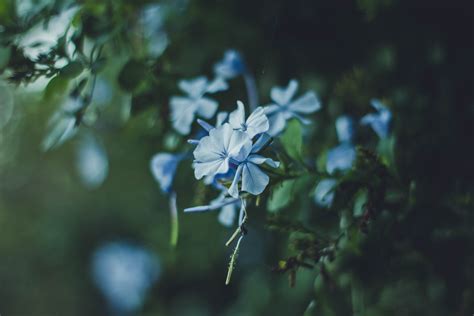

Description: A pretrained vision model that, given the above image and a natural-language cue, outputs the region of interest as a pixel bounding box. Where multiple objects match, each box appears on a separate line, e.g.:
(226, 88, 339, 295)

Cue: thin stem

(169, 192, 179, 248)
(225, 198, 248, 247)
(225, 235, 244, 285)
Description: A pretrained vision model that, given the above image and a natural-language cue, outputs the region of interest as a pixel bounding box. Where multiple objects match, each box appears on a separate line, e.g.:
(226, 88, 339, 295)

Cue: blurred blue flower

(150, 153, 184, 193)
(326, 116, 356, 174)
(335, 115, 355, 143)
(170, 76, 228, 135)
(314, 179, 337, 207)
(229, 101, 269, 138)
(193, 123, 252, 180)
(76, 134, 109, 189)
(326, 143, 356, 174)
(91, 242, 160, 314)
(139, 4, 168, 57)
(361, 99, 392, 139)
(264, 79, 321, 135)
(214, 50, 246, 79)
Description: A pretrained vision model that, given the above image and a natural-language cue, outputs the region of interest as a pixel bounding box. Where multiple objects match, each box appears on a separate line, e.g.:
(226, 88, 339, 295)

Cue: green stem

(169, 192, 179, 248)
(225, 235, 244, 285)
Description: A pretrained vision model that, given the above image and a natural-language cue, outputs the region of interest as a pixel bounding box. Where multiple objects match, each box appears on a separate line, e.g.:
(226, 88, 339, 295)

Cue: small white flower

(264, 79, 321, 135)
(170, 76, 228, 135)
(229, 101, 269, 138)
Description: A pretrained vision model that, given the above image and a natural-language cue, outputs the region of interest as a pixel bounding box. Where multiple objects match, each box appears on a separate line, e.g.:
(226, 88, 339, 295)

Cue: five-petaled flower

(264, 79, 321, 136)
(170, 76, 228, 135)
(192, 103, 279, 198)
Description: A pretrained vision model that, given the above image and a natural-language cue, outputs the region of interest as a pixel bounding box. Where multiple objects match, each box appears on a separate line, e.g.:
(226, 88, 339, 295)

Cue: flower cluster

(149, 50, 395, 284)
(192, 101, 279, 199)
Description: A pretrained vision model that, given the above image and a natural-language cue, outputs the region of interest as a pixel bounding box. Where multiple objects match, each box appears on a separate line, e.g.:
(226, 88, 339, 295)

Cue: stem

(169, 192, 179, 248)
(225, 198, 248, 246)
(225, 235, 244, 285)
(243, 71, 258, 110)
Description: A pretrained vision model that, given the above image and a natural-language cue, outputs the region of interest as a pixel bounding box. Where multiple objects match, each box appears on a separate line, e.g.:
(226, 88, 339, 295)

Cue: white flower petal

(229, 101, 246, 129)
(228, 164, 244, 198)
(170, 96, 196, 135)
(206, 76, 228, 94)
(195, 97, 218, 119)
(150, 153, 182, 192)
(271, 79, 299, 105)
(288, 91, 321, 114)
(178, 77, 208, 98)
(218, 203, 237, 227)
(266, 111, 287, 136)
(248, 154, 280, 168)
(241, 162, 270, 196)
(245, 106, 269, 138)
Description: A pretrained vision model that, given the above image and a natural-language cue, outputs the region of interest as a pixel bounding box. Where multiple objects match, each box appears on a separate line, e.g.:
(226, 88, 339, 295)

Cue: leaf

(118, 59, 148, 92)
(60, 61, 84, 78)
(268, 179, 296, 212)
(44, 75, 69, 100)
(280, 119, 303, 161)
(0, 85, 14, 128)
(0, 46, 11, 71)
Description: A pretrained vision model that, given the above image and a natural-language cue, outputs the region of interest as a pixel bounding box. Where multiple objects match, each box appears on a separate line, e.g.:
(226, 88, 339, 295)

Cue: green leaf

(280, 119, 303, 161)
(118, 59, 148, 93)
(353, 190, 368, 217)
(268, 179, 296, 212)
(60, 61, 84, 78)
(0, 46, 11, 71)
(44, 75, 69, 100)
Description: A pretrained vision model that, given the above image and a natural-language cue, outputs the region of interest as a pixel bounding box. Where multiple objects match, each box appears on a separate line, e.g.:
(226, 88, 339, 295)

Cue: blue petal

(361, 99, 392, 139)
(91, 242, 160, 312)
(314, 179, 337, 207)
(241, 162, 270, 196)
(335, 116, 355, 143)
(76, 134, 109, 189)
(271, 80, 299, 105)
(214, 50, 246, 79)
(326, 143, 356, 174)
(150, 153, 183, 193)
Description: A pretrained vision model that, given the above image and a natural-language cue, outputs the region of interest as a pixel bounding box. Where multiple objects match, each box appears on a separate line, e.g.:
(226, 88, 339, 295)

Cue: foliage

(0, 0, 473, 315)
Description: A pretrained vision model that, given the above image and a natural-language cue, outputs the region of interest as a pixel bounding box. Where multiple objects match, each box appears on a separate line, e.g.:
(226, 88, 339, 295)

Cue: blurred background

(0, 0, 473, 315)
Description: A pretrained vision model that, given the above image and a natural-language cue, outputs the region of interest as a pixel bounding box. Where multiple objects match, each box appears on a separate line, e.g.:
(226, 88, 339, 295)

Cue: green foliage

(280, 119, 303, 161)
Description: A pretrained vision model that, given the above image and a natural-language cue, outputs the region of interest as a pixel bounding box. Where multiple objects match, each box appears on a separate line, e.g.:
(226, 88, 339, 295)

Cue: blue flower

(335, 115, 355, 143)
(229, 101, 269, 138)
(326, 143, 356, 174)
(314, 179, 337, 207)
(264, 79, 321, 135)
(150, 153, 184, 193)
(170, 76, 228, 135)
(76, 134, 109, 189)
(193, 123, 252, 180)
(326, 116, 356, 174)
(214, 50, 246, 79)
(91, 242, 160, 313)
(192, 117, 278, 198)
(361, 99, 392, 139)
